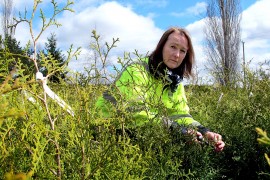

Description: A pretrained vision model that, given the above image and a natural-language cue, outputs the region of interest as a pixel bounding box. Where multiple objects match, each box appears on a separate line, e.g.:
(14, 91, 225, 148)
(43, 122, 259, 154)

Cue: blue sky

(9, 0, 270, 83)
(120, 0, 256, 28)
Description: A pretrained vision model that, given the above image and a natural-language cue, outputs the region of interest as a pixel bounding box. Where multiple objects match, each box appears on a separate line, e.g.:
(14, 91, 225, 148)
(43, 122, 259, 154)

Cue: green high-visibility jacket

(95, 58, 202, 128)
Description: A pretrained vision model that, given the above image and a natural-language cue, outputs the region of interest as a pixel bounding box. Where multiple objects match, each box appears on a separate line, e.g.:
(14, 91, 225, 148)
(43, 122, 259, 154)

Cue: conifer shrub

(0, 1, 270, 179)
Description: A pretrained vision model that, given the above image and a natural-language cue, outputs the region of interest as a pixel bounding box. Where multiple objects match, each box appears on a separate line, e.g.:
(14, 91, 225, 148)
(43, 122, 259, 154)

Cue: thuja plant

(0, 3, 151, 179)
(256, 128, 270, 166)
(86, 30, 223, 179)
(4, 1, 267, 179)
(0, 0, 80, 179)
(69, 31, 153, 179)
(186, 64, 270, 179)
(256, 128, 270, 177)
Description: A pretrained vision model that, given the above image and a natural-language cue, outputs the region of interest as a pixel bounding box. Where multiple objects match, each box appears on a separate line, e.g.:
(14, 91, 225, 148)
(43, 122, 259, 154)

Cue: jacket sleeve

(95, 62, 153, 126)
(163, 83, 210, 134)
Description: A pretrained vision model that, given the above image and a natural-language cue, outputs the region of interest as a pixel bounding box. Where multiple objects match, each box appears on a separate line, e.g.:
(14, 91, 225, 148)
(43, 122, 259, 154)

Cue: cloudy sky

(8, 0, 270, 82)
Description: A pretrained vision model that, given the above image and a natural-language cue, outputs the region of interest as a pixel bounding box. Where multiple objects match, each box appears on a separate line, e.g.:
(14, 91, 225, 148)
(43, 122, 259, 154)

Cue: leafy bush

(0, 1, 270, 179)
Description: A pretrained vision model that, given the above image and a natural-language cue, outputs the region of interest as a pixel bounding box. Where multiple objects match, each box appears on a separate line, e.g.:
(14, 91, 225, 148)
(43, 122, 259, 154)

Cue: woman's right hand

(204, 131, 225, 152)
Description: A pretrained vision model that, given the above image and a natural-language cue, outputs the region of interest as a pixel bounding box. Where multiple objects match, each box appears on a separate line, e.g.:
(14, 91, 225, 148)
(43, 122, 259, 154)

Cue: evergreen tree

(39, 33, 66, 83)
(0, 34, 33, 80)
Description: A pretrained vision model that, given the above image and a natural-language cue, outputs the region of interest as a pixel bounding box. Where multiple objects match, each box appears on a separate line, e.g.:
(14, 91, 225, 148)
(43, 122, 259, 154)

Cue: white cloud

(184, 0, 270, 81)
(57, 1, 163, 72)
(171, 2, 207, 17)
(134, 0, 168, 8)
(241, 0, 270, 39)
(9, 1, 162, 73)
(72, 0, 105, 12)
(13, 0, 32, 11)
(186, 2, 207, 16)
(186, 19, 206, 67)
(241, 0, 270, 69)
(5, 0, 270, 77)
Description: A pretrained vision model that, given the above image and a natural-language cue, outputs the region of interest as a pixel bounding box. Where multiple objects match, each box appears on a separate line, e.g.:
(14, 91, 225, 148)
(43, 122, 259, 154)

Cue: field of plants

(1, 1, 270, 179)
(1, 44, 270, 179)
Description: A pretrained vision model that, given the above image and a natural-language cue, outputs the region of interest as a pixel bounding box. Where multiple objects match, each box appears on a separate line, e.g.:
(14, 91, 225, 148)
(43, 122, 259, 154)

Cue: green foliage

(0, 35, 34, 79)
(186, 70, 270, 179)
(0, 0, 270, 179)
(256, 127, 270, 177)
(38, 33, 67, 83)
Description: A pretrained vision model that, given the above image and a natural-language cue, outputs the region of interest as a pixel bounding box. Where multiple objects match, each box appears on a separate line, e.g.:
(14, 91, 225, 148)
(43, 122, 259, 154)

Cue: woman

(96, 27, 225, 152)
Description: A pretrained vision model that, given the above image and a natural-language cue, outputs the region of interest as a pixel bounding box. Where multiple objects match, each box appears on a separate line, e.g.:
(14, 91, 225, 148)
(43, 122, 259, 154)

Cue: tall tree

(0, 34, 33, 75)
(0, 0, 35, 77)
(39, 33, 66, 83)
(1, 0, 15, 37)
(204, 0, 241, 86)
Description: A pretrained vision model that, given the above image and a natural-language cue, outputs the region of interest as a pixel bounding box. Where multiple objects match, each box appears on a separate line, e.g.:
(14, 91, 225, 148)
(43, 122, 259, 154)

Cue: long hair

(148, 27, 195, 79)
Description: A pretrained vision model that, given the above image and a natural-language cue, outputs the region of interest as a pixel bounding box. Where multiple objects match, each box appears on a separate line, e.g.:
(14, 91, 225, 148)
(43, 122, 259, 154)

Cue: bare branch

(204, 0, 241, 86)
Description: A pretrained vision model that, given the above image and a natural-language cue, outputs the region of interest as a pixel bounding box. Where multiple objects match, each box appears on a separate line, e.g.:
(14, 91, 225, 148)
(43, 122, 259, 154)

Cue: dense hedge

(1, 70, 270, 179)
(0, 1, 269, 178)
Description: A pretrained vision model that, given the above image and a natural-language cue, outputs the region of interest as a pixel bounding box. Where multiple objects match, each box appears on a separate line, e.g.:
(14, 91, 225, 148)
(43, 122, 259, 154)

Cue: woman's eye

(180, 49, 186, 53)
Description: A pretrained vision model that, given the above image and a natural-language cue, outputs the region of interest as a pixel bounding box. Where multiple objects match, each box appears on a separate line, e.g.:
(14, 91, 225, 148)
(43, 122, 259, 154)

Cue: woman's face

(162, 31, 188, 69)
